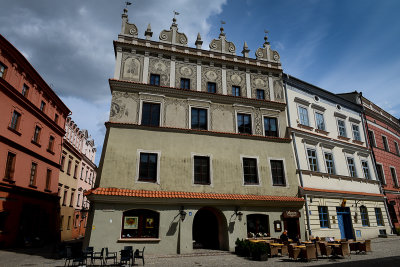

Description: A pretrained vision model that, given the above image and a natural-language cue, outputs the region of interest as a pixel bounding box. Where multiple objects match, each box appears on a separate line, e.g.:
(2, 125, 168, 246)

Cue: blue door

(336, 207, 354, 239)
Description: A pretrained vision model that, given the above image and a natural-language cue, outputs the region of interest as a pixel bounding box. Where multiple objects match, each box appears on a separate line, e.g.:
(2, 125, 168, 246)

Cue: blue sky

(1, 0, 399, 164)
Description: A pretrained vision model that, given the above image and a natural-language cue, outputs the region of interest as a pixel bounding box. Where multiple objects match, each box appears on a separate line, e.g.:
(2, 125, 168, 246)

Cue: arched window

(360, 206, 369, 227)
(246, 214, 269, 236)
(121, 209, 160, 238)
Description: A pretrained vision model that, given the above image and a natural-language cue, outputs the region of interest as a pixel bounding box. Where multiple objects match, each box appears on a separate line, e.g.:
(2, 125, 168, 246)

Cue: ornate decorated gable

(121, 8, 138, 37)
(159, 18, 188, 46)
(209, 27, 236, 55)
(255, 33, 280, 63)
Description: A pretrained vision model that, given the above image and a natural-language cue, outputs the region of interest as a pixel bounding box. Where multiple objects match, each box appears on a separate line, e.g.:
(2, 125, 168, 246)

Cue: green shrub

(396, 227, 400, 235)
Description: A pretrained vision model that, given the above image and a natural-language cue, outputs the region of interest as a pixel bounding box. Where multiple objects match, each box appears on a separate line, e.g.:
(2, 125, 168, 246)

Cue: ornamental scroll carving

(255, 46, 280, 63)
(226, 70, 246, 96)
(201, 66, 222, 93)
(209, 38, 236, 55)
(159, 25, 188, 46)
(251, 73, 270, 100)
(148, 57, 170, 86)
(175, 62, 196, 89)
(123, 21, 138, 37)
(121, 54, 143, 82)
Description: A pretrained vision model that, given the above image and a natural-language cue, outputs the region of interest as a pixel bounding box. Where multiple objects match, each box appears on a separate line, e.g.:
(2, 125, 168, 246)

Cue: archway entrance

(192, 207, 227, 250)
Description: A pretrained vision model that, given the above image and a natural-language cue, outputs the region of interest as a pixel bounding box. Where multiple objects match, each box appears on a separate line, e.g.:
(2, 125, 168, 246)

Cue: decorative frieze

(226, 70, 246, 97)
(148, 57, 171, 86)
(201, 66, 222, 94)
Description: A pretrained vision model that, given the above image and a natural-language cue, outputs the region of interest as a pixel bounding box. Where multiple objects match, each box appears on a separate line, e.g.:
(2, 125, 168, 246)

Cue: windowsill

(244, 183, 260, 186)
(272, 184, 287, 187)
(297, 124, 313, 131)
(28, 184, 37, 189)
(31, 140, 41, 147)
(352, 140, 364, 145)
(338, 136, 350, 141)
(3, 178, 15, 184)
(47, 149, 55, 155)
(8, 127, 21, 136)
(315, 129, 329, 135)
(137, 179, 157, 183)
(44, 189, 52, 193)
(194, 183, 211, 185)
(118, 238, 161, 242)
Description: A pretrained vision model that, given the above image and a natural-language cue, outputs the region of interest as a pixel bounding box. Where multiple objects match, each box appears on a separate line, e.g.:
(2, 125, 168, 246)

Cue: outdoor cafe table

(270, 243, 284, 247)
(301, 241, 313, 244)
(295, 245, 306, 249)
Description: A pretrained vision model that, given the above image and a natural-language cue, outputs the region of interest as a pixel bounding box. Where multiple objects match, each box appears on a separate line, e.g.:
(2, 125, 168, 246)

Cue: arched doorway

(192, 207, 228, 250)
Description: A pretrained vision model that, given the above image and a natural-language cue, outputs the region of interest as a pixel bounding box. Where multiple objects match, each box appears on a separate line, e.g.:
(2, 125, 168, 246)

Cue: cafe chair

(349, 242, 359, 254)
(92, 247, 105, 266)
(134, 247, 145, 265)
(83, 246, 94, 265)
(334, 242, 350, 258)
(104, 247, 118, 265)
(267, 243, 279, 257)
(120, 249, 133, 267)
(280, 244, 288, 256)
(301, 244, 317, 261)
(318, 242, 332, 258)
(288, 244, 301, 261)
(359, 240, 372, 253)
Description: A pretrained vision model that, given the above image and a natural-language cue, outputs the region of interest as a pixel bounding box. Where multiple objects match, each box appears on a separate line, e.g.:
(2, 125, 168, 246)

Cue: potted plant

(250, 242, 269, 261)
(242, 239, 251, 257)
(235, 238, 243, 255)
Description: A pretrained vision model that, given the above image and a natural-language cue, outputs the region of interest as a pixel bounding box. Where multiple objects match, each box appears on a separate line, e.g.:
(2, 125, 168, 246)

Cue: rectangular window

(390, 167, 398, 187)
(337, 119, 347, 137)
(40, 101, 46, 112)
(324, 152, 335, 174)
(10, 111, 21, 130)
(0, 62, 6, 78)
(307, 148, 318, 171)
(271, 160, 286, 186)
(256, 89, 265, 100)
(33, 126, 41, 143)
(139, 153, 158, 182)
(207, 82, 216, 93)
(48, 136, 55, 151)
(361, 160, 371, 179)
(73, 164, 78, 178)
(60, 155, 65, 171)
(395, 142, 400, 156)
(352, 124, 361, 141)
(375, 208, 384, 226)
(318, 206, 329, 228)
(180, 78, 190, 89)
(60, 215, 64, 230)
(194, 156, 210, 185)
(264, 117, 278, 137)
(77, 194, 81, 207)
(74, 214, 79, 228)
(22, 84, 29, 97)
(237, 113, 252, 134)
(45, 169, 52, 190)
(70, 192, 74, 207)
(376, 164, 385, 184)
(67, 216, 71, 230)
(62, 190, 67, 206)
(382, 136, 389, 151)
(29, 162, 37, 186)
(141, 102, 160, 126)
(243, 158, 258, 185)
(347, 157, 357, 177)
(298, 106, 309, 126)
(4, 152, 16, 180)
(150, 74, 160, 86)
(67, 159, 72, 175)
(232, 86, 240, 96)
(368, 130, 376, 147)
(360, 206, 369, 227)
(315, 112, 325, 131)
(191, 108, 207, 130)
(54, 114, 59, 124)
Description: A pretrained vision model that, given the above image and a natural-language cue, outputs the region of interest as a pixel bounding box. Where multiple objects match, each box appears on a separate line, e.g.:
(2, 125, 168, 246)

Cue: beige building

(284, 75, 391, 240)
(84, 9, 304, 254)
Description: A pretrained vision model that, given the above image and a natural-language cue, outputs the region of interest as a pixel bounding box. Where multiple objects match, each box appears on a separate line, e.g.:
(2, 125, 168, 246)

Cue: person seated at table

(280, 230, 288, 242)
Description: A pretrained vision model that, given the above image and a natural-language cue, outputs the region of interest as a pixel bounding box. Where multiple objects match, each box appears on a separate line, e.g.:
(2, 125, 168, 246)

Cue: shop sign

(282, 210, 300, 218)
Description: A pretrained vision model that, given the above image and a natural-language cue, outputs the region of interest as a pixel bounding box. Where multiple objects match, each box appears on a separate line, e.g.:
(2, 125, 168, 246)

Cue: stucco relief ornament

(231, 74, 242, 84)
(110, 100, 125, 119)
(209, 40, 218, 49)
(180, 66, 193, 76)
(273, 51, 280, 61)
(228, 44, 235, 53)
(205, 70, 217, 81)
(129, 27, 138, 35)
(254, 78, 265, 88)
(179, 35, 188, 44)
(154, 61, 167, 72)
(159, 31, 168, 41)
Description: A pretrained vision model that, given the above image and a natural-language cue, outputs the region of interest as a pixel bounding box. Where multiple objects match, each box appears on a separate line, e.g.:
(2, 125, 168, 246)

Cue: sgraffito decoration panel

(148, 57, 171, 86)
(273, 78, 285, 102)
(110, 91, 139, 123)
(250, 73, 270, 100)
(164, 97, 187, 128)
(210, 103, 235, 133)
(201, 66, 222, 93)
(175, 62, 197, 90)
(121, 54, 143, 82)
(226, 70, 246, 97)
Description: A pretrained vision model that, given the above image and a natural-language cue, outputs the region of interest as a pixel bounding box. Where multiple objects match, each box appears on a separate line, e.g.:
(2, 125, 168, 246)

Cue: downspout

(359, 93, 394, 233)
(283, 74, 312, 238)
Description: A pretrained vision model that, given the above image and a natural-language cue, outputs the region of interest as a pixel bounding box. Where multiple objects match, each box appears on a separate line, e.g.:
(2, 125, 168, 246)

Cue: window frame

(0, 62, 7, 78)
(318, 206, 330, 228)
(361, 160, 371, 179)
(347, 157, 357, 177)
(375, 208, 384, 226)
(40, 101, 46, 112)
(29, 162, 38, 186)
(367, 130, 376, 147)
(22, 84, 29, 97)
(256, 89, 265, 100)
(48, 135, 55, 152)
(192, 154, 212, 185)
(390, 167, 399, 187)
(139, 100, 162, 127)
(136, 150, 161, 184)
(337, 119, 347, 137)
(241, 156, 260, 186)
(297, 105, 310, 126)
(232, 86, 241, 97)
(263, 116, 279, 137)
(236, 112, 253, 135)
(45, 169, 52, 190)
(375, 163, 386, 184)
(395, 141, 400, 156)
(180, 78, 190, 89)
(150, 73, 161, 86)
(360, 206, 370, 227)
(352, 124, 361, 141)
(4, 151, 16, 180)
(382, 135, 389, 151)
(314, 111, 326, 131)
(32, 125, 41, 144)
(190, 106, 209, 130)
(121, 209, 160, 239)
(207, 82, 216, 93)
(10, 110, 21, 131)
(270, 159, 287, 186)
(306, 147, 319, 172)
(324, 152, 336, 174)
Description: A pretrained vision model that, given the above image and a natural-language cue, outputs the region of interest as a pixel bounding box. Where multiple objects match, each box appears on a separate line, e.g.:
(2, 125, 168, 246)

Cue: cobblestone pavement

(1, 237, 400, 267)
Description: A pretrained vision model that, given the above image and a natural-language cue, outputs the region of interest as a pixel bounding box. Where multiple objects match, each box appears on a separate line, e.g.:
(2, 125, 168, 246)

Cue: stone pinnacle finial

(195, 32, 203, 49)
(220, 20, 226, 36)
(242, 41, 250, 58)
(145, 23, 153, 40)
(264, 29, 270, 46)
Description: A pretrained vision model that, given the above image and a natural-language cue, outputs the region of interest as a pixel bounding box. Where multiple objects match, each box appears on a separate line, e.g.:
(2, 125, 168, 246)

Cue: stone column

(114, 47, 123, 79)
(246, 69, 251, 98)
(268, 74, 274, 101)
(222, 64, 227, 95)
(142, 52, 150, 84)
(196, 60, 201, 91)
(170, 56, 176, 87)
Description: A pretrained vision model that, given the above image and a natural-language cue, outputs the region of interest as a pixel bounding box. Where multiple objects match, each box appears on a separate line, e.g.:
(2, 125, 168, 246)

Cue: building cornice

(298, 169, 380, 185)
(109, 79, 287, 111)
(63, 140, 82, 160)
(105, 121, 292, 143)
(300, 187, 384, 201)
(365, 108, 400, 136)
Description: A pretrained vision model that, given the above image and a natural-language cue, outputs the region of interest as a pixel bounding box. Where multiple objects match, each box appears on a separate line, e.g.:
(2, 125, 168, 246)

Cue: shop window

(232, 86, 240, 96)
(194, 156, 210, 185)
(191, 108, 207, 130)
(264, 117, 278, 137)
(180, 78, 190, 89)
(246, 214, 269, 236)
(141, 102, 160, 126)
(237, 113, 252, 134)
(121, 209, 160, 238)
(360, 206, 369, 227)
(375, 208, 384, 226)
(4, 152, 16, 180)
(270, 160, 286, 186)
(207, 82, 216, 93)
(318, 206, 329, 228)
(243, 157, 258, 185)
(150, 74, 160, 86)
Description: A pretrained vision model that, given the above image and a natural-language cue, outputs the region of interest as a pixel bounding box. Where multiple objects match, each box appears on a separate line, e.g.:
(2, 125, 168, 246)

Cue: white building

(284, 75, 391, 240)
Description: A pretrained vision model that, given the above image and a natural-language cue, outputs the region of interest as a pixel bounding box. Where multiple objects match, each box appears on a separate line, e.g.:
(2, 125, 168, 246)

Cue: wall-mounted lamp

(234, 207, 243, 221)
(179, 206, 187, 221)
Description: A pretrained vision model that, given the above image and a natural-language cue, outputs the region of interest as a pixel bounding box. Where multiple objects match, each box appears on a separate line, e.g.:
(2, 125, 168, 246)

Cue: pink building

(0, 34, 70, 247)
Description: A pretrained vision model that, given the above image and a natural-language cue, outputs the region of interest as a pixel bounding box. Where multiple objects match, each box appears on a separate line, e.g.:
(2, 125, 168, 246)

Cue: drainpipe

(283, 75, 312, 239)
(358, 93, 394, 234)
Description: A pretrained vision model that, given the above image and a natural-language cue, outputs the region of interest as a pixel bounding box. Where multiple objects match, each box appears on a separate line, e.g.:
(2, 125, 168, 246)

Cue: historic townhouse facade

(339, 93, 400, 230)
(59, 117, 96, 241)
(85, 9, 304, 254)
(0, 34, 70, 247)
(284, 75, 391, 240)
